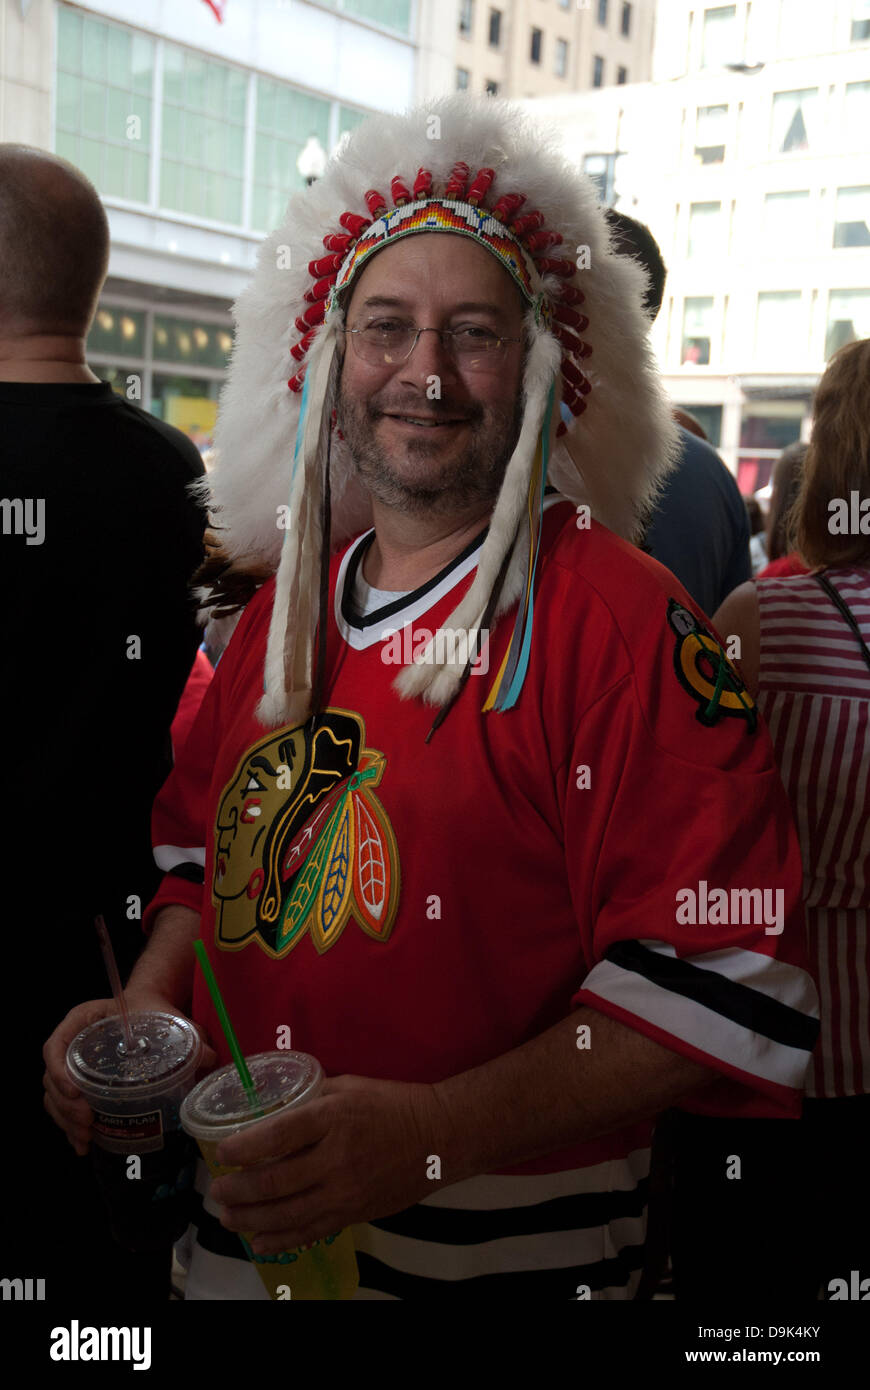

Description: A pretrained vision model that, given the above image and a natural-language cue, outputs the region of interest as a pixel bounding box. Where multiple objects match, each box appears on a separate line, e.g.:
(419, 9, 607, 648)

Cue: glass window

(338, 105, 366, 140)
(489, 7, 501, 46)
(151, 373, 221, 450)
(617, 66, 628, 84)
(584, 152, 617, 203)
(160, 47, 247, 226)
(558, 0, 571, 8)
(56, 71, 80, 129)
(621, 2, 632, 36)
(694, 104, 727, 163)
(107, 27, 132, 90)
(851, 0, 870, 40)
(844, 81, 870, 137)
(88, 306, 146, 358)
(82, 16, 108, 82)
(336, 0, 412, 33)
(674, 403, 722, 447)
(739, 401, 804, 452)
(755, 292, 803, 359)
(555, 39, 569, 78)
(251, 78, 330, 232)
(702, 5, 739, 67)
(762, 191, 810, 251)
(459, 0, 473, 36)
(153, 316, 233, 370)
(826, 289, 870, 357)
(681, 297, 714, 364)
(688, 202, 724, 258)
(770, 89, 818, 154)
(128, 149, 148, 203)
(55, 11, 154, 205)
(58, 6, 83, 67)
(598, 0, 608, 25)
(593, 55, 604, 87)
(733, 403, 800, 461)
(736, 399, 808, 495)
(530, 28, 543, 63)
(81, 80, 105, 138)
(456, 68, 470, 91)
(834, 186, 870, 247)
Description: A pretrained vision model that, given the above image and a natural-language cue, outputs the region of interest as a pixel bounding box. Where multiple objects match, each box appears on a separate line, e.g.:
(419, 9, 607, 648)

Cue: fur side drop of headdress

(195, 93, 679, 729)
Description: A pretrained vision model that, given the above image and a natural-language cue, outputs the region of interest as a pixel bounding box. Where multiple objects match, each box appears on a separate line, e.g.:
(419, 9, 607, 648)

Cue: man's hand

(43, 993, 217, 1157)
(210, 1074, 448, 1254)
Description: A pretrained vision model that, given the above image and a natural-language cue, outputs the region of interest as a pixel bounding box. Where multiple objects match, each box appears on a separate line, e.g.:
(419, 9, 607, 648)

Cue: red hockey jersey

(147, 499, 819, 1299)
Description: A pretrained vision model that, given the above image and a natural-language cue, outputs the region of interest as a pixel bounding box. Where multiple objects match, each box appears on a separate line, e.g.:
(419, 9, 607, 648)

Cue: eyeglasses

(345, 320, 524, 371)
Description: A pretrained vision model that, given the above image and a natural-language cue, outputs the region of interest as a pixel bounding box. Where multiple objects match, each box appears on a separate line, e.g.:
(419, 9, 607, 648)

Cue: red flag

(202, 0, 225, 20)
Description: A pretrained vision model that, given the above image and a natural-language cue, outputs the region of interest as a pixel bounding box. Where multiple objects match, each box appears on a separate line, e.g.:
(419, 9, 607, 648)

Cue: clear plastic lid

(66, 1012, 200, 1100)
(180, 1051, 323, 1139)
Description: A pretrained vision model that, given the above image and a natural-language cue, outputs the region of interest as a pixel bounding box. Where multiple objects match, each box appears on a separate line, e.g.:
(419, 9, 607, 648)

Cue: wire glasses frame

(345, 322, 525, 371)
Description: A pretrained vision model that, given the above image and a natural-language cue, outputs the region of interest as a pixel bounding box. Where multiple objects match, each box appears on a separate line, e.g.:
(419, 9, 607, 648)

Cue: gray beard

(336, 377, 524, 518)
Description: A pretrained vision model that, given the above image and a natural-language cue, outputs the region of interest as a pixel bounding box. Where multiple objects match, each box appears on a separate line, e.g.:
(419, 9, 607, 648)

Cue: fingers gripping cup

(180, 1052, 359, 1301)
(66, 1012, 203, 1251)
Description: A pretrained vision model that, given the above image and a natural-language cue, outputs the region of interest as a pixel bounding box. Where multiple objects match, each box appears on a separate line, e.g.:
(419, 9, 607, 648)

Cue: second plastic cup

(66, 1011, 203, 1251)
(180, 1050, 359, 1300)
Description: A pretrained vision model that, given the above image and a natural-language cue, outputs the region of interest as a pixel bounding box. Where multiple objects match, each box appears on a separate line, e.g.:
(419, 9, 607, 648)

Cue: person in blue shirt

(604, 209, 751, 616)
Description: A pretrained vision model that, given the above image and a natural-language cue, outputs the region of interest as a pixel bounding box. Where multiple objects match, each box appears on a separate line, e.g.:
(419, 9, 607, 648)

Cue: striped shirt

(755, 567, 870, 1098)
(181, 1141, 651, 1301)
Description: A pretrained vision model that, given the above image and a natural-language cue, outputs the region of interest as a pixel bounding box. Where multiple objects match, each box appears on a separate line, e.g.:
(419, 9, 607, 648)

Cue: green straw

(194, 940, 263, 1116)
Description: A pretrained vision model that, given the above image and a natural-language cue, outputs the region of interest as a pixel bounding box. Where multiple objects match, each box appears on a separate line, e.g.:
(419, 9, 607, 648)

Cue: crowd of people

(3, 92, 867, 1305)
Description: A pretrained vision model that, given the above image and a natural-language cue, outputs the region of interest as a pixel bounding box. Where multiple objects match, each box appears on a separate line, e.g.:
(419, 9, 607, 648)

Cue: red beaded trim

(466, 167, 494, 206)
(444, 161, 470, 197)
(413, 168, 433, 199)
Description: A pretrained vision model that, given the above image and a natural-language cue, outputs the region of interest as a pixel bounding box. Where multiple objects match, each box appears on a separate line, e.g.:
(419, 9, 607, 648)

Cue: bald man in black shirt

(0, 145, 206, 1301)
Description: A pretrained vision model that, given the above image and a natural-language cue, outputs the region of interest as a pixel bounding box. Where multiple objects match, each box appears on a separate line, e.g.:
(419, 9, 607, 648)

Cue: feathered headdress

(196, 94, 679, 730)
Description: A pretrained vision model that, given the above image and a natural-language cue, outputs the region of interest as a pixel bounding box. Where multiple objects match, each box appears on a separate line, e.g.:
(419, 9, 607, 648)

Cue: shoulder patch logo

(667, 599, 757, 733)
(213, 708, 400, 958)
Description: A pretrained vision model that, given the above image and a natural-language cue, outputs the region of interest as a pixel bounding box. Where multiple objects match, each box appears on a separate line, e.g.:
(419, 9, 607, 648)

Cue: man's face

(337, 233, 527, 515)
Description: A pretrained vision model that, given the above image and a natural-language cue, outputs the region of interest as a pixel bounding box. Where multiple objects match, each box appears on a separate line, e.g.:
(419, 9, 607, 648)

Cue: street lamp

(296, 135, 328, 186)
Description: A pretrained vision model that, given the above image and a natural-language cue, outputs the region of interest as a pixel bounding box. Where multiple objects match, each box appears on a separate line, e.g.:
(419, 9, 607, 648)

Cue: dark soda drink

(66, 1012, 202, 1253)
(90, 1126, 197, 1250)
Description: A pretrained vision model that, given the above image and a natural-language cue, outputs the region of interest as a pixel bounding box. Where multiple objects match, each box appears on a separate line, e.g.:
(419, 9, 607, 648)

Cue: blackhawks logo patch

(213, 708, 400, 958)
(667, 599, 757, 733)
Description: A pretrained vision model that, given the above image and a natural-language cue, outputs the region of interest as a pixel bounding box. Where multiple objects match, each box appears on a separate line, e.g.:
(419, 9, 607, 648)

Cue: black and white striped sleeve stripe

(578, 940, 819, 1092)
(154, 844, 206, 884)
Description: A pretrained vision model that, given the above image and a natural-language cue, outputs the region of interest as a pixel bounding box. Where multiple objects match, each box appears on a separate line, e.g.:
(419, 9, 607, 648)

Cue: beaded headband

(328, 199, 542, 313)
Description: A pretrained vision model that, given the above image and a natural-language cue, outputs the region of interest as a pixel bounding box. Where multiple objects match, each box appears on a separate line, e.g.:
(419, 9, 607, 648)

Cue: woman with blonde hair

(712, 336, 870, 1298)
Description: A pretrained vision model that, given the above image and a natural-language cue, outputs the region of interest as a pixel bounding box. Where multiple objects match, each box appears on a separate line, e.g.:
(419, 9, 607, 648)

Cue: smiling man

(44, 97, 819, 1301)
(338, 236, 525, 525)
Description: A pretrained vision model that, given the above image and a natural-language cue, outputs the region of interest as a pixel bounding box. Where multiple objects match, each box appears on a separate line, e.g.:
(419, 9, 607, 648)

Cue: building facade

(530, 0, 870, 491)
(0, 0, 452, 447)
(454, 0, 655, 100)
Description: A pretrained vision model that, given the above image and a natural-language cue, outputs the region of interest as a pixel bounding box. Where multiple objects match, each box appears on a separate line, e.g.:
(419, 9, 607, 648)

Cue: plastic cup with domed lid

(65, 1011, 203, 1250)
(180, 1050, 359, 1300)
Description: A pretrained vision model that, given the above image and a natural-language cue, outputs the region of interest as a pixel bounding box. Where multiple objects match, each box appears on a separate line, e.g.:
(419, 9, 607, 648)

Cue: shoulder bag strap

(813, 571, 870, 674)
